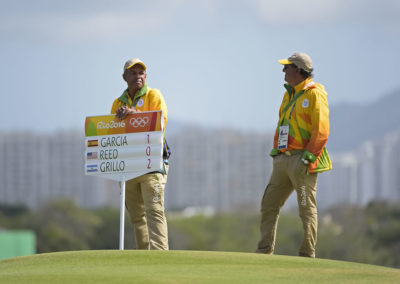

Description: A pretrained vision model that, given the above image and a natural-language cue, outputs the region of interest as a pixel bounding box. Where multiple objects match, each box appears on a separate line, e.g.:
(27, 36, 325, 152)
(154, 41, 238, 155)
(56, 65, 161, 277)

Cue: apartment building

(1, 128, 399, 212)
(0, 131, 118, 209)
(165, 127, 273, 212)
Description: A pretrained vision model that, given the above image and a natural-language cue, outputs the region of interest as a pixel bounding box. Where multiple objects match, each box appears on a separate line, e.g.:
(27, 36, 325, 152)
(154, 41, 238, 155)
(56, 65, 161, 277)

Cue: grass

(0, 250, 399, 283)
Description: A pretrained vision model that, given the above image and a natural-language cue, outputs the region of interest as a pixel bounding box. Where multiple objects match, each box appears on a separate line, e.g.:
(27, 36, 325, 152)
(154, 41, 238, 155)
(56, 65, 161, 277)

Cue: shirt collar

(285, 78, 315, 97)
(118, 83, 148, 106)
(294, 77, 314, 93)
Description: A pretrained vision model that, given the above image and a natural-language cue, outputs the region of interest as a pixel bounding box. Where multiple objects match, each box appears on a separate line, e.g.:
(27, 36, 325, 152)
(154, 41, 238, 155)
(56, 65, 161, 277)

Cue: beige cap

(123, 58, 146, 71)
(278, 52, 313, 72)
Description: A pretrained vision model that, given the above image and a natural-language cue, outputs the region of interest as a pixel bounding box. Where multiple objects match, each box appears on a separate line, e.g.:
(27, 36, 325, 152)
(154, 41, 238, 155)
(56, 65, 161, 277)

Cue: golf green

(0, 250, 399, 283)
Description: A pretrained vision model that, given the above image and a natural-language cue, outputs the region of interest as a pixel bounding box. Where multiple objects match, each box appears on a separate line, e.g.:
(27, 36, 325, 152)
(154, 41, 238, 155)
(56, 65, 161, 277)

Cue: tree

(31, 199, 101, 252)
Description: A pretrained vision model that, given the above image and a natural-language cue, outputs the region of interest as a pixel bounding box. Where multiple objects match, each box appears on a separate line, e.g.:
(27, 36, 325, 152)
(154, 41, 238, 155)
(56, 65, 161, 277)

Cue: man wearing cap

(256, 52, 331, 258)
(111, 58, 170, 250)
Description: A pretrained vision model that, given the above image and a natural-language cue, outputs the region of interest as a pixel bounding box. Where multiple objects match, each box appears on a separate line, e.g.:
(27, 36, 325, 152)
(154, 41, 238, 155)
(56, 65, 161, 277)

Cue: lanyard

(132, 96, 141, 108)
(123, 84, 147, 108)
(123, 93, 141, 108)
(280, 90, 305, 126)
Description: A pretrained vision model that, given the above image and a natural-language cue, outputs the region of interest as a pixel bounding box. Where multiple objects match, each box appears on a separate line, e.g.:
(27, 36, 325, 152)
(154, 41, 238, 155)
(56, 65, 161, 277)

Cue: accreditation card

(278, 125, 289, 150)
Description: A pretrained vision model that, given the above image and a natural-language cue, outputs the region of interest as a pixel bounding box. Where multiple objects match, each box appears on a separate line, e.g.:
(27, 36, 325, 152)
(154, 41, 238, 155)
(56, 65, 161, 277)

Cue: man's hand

(115, 106, 136, 120)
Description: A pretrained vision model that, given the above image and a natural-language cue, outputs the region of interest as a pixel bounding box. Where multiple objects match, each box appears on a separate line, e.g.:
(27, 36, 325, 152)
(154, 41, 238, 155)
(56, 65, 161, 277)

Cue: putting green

(0, 250, 399, 283)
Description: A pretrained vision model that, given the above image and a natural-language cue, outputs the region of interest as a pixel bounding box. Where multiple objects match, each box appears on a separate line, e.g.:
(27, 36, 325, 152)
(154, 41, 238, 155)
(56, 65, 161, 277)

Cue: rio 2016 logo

(97, 120, 125, 129)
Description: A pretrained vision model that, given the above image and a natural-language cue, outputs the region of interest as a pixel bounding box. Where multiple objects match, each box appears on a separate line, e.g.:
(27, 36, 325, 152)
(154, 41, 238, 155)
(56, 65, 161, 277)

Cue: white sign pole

(119, 179, 126, 250)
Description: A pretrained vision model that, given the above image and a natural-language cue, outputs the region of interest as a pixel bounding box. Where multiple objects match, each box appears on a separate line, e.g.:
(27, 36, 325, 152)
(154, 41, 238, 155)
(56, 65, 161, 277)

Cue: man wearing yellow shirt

(256, 52, 331, 258)
(111, 58, 170, 250)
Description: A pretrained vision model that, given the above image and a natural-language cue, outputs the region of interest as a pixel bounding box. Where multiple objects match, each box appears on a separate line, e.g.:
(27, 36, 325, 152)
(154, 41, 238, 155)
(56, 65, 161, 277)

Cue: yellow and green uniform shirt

(272, 78, 332, 173)
(111, 83, 168, 127)
(111, 83, 170, 160)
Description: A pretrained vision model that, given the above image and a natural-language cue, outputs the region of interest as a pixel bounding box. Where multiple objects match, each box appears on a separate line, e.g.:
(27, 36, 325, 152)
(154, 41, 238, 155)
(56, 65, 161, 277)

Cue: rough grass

(0, 250, 399, 283)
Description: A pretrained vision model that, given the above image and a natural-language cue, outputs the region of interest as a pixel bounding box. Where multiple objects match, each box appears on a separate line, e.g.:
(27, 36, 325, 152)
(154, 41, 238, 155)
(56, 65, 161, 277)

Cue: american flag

(87, 152, 98, 159)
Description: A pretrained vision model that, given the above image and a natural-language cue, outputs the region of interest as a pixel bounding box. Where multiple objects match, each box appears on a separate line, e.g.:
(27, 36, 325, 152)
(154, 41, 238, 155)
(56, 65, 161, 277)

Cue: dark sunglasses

(283, 64, 297, 70)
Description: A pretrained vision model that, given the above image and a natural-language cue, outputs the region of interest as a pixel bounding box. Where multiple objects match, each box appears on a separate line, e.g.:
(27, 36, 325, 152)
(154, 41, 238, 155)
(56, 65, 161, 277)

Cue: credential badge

(137, 99, 144, 107)
(302, 99, 309, 108)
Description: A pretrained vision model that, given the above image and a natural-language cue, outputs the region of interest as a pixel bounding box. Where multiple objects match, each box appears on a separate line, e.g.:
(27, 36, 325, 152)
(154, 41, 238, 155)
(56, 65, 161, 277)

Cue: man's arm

(111, 99, 138, 120)
(304, 89, 329, 161)
(148, 89, 168, 127)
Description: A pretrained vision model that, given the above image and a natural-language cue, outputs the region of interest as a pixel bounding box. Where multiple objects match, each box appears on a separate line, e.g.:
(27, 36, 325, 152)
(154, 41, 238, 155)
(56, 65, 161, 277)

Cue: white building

(1, 128, 399, 212)
(317, 153, 358, 208)
(165, 127, 273, 212)
(0, 131, 119, 209)
(356, 130, 400, 204)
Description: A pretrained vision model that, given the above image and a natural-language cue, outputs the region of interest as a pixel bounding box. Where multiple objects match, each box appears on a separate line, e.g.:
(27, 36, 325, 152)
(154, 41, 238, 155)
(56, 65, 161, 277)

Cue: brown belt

(280, 149, 303, 156)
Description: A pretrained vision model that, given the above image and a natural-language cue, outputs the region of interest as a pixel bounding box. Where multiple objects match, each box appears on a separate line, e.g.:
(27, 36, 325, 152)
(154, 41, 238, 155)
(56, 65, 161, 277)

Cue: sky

(1, 0, 399, 133)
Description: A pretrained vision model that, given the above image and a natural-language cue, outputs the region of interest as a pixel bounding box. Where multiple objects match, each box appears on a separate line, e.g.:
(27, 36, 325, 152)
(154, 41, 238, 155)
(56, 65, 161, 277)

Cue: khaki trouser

(257, 151, 318, 257)
(125, 168, 169, 250)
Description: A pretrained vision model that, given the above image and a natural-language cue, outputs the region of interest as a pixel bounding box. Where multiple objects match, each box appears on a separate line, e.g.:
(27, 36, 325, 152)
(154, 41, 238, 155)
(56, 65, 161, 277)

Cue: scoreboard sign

(84, 111, 164, 181)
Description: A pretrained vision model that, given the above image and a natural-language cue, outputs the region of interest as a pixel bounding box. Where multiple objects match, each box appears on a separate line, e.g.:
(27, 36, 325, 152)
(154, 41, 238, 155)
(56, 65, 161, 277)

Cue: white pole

(119, 180, 126, 250)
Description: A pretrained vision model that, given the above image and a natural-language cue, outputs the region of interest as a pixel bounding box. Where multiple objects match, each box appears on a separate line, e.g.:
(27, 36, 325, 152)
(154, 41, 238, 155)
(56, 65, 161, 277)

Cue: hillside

(166, 88, 400, 154)
(328, 88, 400, 152)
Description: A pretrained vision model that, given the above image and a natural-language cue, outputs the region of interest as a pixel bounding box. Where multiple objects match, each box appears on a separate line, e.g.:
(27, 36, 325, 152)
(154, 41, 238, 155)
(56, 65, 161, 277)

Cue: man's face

(123, 64, 147, 92)
(283, 64, 299, 86)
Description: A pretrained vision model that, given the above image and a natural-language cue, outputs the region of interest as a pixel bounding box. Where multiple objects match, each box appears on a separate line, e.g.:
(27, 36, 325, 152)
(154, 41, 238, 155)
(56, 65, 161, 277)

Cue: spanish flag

(87, 140, 98, 147)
